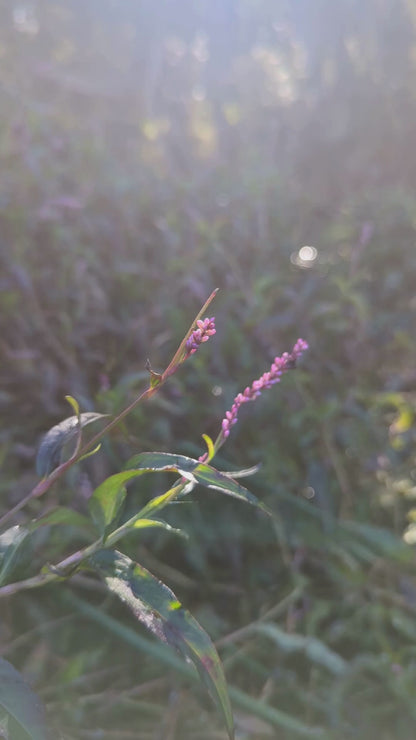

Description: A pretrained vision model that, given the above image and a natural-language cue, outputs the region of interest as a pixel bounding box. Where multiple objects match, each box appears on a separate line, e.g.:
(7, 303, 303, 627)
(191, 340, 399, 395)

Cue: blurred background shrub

(1, 1, 416, 738)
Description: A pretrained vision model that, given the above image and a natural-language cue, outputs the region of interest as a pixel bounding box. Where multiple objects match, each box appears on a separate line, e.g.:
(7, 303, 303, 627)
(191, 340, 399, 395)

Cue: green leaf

(89, 549, 234, 740)
(133, 484, 186, 521)
(36, 412, 108, 477)
(202, 433, 215, 462)
(225, 464, 261, 479)
(340, 520, 412, 562)
(78, 443, 102, 464)
(125, 452, 272, 516)
(0, 526, 29, 587)
(145, 359, 163, 388)
(0, 658, 49, 740)
(131, 519, 186, 538)
(64, 394, 80, 418)
(66, 591, 325, 738)
(88, 471, 143, 539)
(255, 624, 347, 676)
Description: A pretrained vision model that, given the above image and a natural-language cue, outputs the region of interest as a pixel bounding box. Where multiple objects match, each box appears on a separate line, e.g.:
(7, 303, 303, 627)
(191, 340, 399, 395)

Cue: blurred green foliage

(1, 1, 416, 738)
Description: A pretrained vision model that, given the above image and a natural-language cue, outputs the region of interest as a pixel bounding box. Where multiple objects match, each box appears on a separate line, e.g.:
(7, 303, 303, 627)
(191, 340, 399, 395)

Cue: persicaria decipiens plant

(0, 290, 308, 740)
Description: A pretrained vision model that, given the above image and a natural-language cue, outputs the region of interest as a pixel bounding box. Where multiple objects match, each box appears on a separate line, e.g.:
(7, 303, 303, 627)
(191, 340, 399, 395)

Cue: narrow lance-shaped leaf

(89, 454, 271, 543)
(88, 472, 141, 539)
(0, 658, 49, 740)
(36, 412, 108, 477)
(132, 484, 187, 522)
(201, 433, 215, 462)
(64, 394, 80, 418)
(88, 472, 187, 539)
(89, 549, 234, 740)
(131, 519, 186, 538)
(125, 452, 273, 517)
(0, 526, 29, 587)
(222, 464, 261, 479)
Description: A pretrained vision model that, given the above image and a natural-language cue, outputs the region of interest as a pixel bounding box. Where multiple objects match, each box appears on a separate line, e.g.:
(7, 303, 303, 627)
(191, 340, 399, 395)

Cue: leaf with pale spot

(89, 549, 234, 740)
(36, 412, 108, 477)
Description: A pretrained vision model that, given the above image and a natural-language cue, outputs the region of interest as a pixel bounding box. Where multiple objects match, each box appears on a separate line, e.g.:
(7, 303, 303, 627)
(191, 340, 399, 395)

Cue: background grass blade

(0, 658, 49, 740)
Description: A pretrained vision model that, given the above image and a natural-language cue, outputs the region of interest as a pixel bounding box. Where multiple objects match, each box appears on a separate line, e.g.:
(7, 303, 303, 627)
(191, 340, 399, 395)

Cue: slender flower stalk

(218, 338, 308, 444)
(185, 317, 216, 356)
(0, 296, 219, 530)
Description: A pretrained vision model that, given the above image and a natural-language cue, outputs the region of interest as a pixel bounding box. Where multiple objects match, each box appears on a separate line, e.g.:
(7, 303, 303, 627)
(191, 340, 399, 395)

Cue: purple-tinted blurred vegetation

(1, 1, 416, 738)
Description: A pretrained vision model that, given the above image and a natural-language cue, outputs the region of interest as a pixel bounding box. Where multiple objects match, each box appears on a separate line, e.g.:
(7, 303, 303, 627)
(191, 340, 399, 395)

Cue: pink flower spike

(185, 317, 216, 356)
(218, 338, 308, 443)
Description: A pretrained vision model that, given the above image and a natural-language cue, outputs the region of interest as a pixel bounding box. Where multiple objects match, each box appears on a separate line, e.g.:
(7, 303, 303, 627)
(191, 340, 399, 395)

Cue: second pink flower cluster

(221, 338, 308, 439)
